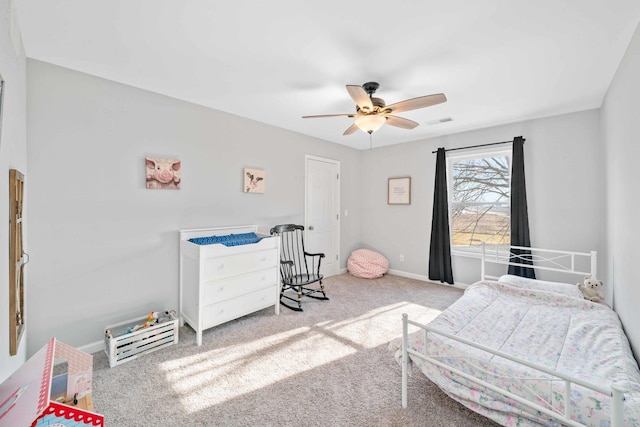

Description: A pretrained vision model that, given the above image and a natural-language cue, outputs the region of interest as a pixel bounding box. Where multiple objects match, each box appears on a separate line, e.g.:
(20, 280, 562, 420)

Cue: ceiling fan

(302, 82, 447, 135)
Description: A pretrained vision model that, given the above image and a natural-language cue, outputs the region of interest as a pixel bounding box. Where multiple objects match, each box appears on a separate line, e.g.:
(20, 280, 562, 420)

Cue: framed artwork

(244, 168, 265, 193)
(9, 169, 26, 356)
(146, 157, 181, 189)
(388, 177, 411, 205)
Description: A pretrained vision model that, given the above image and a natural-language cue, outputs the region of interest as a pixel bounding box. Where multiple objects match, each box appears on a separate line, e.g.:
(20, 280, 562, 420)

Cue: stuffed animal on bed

(577, 277, 604, 302)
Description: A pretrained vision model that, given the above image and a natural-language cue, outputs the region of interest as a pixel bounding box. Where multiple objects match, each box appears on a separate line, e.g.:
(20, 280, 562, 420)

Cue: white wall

(0, 0, 28, 382)
(25, 59, 362, 354)
(601, 21, 640, 358)
(360, 109, 604, 286)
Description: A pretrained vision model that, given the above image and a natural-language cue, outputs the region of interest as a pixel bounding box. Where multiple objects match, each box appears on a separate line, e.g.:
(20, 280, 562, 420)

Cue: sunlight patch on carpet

(158, 326, 357, 412)
(317, 302, 443, 348)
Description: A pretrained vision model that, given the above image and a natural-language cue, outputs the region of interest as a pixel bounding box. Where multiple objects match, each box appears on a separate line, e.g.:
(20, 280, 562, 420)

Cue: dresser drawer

(203, 249, 278, 281)
(202, 287, 276, 329)
(202, 268, 277, 305)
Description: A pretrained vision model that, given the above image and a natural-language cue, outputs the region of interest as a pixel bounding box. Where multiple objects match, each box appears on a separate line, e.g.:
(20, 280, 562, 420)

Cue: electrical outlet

(399, 253, 405, 262)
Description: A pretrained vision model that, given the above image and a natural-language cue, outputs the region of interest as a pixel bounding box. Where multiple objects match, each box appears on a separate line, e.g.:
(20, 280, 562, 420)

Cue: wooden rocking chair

(270, 224, 329, 311)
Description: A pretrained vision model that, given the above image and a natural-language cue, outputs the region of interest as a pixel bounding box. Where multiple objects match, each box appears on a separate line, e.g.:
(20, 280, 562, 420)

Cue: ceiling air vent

(427, 117, 453, 125)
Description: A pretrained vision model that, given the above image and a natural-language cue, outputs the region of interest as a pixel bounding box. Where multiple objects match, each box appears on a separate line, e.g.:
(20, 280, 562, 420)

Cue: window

(448, 149, 511, 250)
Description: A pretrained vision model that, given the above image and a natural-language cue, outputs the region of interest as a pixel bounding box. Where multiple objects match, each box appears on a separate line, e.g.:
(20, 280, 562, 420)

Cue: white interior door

(305, 155, 340, 278)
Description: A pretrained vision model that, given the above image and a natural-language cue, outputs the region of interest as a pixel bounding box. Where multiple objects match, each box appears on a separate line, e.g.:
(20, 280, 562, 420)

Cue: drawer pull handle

(218, 264, 225, 270)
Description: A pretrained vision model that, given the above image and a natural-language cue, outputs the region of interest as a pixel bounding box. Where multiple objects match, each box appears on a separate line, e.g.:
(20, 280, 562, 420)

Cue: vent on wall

(427, 117, 453, 125)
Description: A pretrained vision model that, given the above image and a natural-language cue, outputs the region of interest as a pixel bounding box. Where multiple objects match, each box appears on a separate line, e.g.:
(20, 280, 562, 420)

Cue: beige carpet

(91, 273, 499, 426)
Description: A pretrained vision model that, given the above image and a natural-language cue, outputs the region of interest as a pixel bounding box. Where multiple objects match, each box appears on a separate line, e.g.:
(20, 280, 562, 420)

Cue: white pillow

(497, 274, 583, 299)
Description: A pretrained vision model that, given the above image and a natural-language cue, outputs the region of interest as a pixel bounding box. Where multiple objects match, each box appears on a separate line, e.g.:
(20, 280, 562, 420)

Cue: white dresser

(179, 225, 280, 346)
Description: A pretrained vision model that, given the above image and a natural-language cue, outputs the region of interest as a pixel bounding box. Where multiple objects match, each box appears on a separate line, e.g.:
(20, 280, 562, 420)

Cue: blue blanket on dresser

(188, 232, 262, 247)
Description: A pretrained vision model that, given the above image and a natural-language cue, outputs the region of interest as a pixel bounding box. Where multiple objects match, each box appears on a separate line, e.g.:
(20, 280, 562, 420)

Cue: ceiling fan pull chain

(369, 133, 373, 151)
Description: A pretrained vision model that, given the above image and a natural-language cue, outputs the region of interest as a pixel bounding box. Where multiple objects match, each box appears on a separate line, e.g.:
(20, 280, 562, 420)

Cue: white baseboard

(387, 268, 468, 290)
(386, 268, 427, 282)
(339, 266, 468, 290)
(78, 340, 104, 355)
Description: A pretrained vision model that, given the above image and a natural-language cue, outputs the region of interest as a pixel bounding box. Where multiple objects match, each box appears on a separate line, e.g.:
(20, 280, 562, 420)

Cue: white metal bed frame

(480, 244, 598, 282)
(401, 245, 629, 426)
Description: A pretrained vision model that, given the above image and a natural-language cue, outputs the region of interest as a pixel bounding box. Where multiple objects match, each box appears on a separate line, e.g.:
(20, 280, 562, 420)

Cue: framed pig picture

(146, 157, 181, 189)
(244, 168, 265, 193)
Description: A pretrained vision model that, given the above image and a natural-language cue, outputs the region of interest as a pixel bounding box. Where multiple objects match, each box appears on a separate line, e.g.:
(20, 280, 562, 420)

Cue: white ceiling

(14, 0, 640, 150)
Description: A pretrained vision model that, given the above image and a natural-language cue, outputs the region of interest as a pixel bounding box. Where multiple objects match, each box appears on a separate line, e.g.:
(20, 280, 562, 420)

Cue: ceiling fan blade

(346, 85, 373, 112)
(385, 115, 419, 129)
(343, 123, 360, 135)
(302, 113, 356, 119)
(384, 93, 447, 114)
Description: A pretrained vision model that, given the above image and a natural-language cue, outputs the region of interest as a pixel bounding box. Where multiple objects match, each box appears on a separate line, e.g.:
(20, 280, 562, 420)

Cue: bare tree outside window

(449, 153, 511, 248)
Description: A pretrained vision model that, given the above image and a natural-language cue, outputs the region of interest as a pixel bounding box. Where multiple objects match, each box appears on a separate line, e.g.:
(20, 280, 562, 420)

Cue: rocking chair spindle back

(270, 224, 329, 311)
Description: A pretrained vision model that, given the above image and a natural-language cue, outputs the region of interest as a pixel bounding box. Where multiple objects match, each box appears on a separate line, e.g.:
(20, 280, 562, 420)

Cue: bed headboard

(480, 243, 597, 281)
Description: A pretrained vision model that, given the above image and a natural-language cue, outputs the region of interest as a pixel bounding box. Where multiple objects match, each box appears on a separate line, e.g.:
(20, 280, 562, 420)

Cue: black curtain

(429, 148, 454, 284)
(508, 136, 536, 278)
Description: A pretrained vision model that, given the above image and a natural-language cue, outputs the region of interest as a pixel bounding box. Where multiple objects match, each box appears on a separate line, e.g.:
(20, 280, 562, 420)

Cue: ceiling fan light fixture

(355, 114, 386, 134)
(302, 82, 446, 136)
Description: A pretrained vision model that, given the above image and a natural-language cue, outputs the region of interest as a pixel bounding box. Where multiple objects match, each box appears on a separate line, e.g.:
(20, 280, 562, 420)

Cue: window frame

(446, 146, 512, 255)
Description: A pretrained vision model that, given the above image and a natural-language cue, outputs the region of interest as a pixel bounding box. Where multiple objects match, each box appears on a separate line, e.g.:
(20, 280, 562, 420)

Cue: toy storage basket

(104, 311, 179, 368)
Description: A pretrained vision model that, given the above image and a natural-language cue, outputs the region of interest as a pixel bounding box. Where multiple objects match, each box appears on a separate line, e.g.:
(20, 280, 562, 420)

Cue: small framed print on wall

(244, 168, 265, 193)
(146, 157, 181, 189)
(388, 177, 411, 205)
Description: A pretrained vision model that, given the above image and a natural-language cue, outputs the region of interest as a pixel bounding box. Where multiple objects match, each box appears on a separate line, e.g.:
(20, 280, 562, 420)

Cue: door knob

(308, 226, 315, 230)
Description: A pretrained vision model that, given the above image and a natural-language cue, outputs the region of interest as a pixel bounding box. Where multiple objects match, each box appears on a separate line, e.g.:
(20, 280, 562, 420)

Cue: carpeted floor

(91, 273, 499, 426)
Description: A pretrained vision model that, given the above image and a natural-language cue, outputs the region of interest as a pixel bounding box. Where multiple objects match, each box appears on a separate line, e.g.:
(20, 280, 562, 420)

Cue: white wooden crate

(104, 312, 179, 368)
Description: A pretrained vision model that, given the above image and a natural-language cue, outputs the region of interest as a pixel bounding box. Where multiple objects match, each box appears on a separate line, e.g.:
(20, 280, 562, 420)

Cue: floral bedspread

(391, 281, 640, 426)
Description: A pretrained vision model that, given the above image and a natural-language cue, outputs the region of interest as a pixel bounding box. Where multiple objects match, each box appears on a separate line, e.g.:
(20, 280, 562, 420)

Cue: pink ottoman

(347, 249, 389, 279)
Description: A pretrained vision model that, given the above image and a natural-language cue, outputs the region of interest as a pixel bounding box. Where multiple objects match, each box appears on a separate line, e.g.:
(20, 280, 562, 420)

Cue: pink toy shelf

(0, 337, 104, 427)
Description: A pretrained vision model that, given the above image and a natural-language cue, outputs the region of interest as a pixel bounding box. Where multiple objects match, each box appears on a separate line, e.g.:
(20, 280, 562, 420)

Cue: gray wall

(601, 21, 640, 358)
(0, 0, 29, 381)
(26, 59, 362, 353)
(21, 22, 640, 363)
(360, 109, 604, 286)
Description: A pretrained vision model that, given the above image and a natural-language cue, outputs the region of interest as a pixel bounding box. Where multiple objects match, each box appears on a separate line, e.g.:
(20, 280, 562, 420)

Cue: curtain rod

(431, 137, 525, 154)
